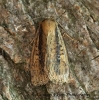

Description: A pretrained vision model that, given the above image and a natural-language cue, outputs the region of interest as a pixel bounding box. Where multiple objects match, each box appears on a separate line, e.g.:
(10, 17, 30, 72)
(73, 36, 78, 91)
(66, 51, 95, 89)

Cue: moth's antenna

(51, 2, 76, 41)
(58, 23, 75, 41)
(51, 2, 58, 20)
(51, 2, 66, 21)
(56, 10, 67, 20)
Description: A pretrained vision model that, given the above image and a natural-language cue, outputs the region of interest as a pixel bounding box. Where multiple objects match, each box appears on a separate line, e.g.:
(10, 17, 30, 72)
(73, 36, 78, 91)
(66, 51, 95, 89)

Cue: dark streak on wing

(55, 25, 60, 74)
(38, 26, 45, 73)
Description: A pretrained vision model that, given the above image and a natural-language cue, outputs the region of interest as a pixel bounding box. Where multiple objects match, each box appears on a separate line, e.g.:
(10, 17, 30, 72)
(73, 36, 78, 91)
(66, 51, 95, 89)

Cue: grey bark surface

(0, 0, 99, 100)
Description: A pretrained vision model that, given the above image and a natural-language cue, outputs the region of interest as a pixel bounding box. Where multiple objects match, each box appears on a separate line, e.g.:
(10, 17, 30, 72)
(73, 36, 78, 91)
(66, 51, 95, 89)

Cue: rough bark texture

(0, 0, 99, 100)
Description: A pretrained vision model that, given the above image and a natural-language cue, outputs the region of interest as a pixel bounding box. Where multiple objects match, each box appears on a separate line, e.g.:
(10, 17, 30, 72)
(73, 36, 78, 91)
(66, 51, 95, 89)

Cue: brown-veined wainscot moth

(30, 19, 69, 86)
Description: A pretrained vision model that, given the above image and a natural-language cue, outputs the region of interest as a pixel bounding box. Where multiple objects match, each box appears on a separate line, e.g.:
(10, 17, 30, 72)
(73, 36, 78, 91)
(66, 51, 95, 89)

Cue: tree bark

(0, 0, 99, 100)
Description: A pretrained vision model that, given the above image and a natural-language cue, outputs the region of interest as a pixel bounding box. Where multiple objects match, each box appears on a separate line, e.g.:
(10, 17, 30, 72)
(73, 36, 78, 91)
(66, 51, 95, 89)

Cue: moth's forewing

(42, 19, 69, 84)
(30, 22, 49, 86)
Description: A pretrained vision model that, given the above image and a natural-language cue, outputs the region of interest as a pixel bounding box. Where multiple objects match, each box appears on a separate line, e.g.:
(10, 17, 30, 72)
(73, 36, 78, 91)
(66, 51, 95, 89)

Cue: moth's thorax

(41, 19, 56, 35)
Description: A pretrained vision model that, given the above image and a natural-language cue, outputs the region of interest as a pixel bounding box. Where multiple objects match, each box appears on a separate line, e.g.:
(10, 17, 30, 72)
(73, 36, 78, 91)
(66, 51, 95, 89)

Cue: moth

(30, 19, 69, 86)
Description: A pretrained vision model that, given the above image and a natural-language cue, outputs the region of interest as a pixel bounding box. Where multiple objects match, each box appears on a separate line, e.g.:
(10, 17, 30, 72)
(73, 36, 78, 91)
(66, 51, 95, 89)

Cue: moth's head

(41, 19, 57, 35)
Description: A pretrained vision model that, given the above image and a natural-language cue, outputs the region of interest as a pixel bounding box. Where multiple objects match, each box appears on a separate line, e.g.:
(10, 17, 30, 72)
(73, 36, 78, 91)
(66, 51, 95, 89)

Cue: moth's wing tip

(31, 74, 49, 86)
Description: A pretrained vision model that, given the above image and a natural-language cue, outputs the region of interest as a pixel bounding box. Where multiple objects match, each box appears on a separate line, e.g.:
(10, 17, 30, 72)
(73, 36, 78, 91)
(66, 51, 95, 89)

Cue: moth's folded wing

(31, 34, 49, 86)
(46, 24, 69, 84)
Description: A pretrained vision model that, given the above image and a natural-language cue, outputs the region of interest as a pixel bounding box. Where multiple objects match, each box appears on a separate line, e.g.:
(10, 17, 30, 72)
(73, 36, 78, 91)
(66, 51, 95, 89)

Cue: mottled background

(0, 0, 99, 100)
